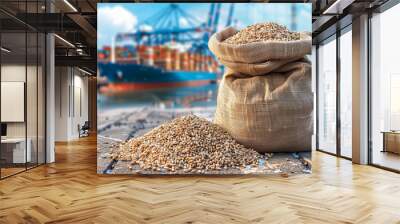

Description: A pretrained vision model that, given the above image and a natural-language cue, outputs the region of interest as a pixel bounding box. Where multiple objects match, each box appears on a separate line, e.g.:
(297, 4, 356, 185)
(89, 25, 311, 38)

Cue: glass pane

(371, 5, 400, 171)
(27, 31, 38, 169)
(26, 0, 40, 169)
(38, 32, 45, 165)
(0, 1, 46, 178)
(1, 31, 27, 177)
(340, 29, 352, 158)
(318, 36, 337, 154)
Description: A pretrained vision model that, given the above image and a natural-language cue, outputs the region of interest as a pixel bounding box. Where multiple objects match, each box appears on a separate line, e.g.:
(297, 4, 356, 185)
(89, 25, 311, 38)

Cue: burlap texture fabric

(208, 27, 312, 152)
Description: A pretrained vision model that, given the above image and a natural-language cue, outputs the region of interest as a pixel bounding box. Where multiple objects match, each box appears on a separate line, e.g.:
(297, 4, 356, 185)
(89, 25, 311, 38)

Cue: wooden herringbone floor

(1, 135, 400, 224)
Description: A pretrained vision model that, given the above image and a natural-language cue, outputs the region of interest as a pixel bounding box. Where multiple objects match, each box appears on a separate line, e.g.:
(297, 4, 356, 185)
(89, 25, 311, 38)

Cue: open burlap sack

(209, 27, 312, 153)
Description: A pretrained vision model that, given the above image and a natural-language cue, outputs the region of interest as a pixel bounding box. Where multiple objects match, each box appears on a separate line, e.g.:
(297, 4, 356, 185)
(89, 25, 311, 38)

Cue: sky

(97, 3, 312, 48)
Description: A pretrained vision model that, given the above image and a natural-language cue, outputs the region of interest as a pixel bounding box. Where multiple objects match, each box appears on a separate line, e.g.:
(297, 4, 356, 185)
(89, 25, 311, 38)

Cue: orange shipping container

(180, 52, 189, 71)
(205, 56, 211, 72)
(170, 49, 180, 71)
(154, 47, 171, 70)
(138, 46, 154, 66)
(191, 53, 195, 71)
(202, 54, 206, 71)
(165, 48, 172, 71)
(193, 54, 198, 71)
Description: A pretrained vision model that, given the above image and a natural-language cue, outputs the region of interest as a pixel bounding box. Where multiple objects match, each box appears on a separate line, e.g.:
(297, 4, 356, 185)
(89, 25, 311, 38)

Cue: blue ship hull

(98, 63, 217, 92)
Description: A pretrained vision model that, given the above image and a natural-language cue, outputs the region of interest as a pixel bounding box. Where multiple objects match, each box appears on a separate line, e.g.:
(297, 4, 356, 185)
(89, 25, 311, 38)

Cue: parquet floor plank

(0, 135, 400, 223)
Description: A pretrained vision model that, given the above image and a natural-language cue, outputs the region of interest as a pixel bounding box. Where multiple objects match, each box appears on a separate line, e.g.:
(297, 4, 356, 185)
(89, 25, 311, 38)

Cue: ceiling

(0, 0, 394, 73)
(311, 0, 391, 43)
(0, 0, 98, 73)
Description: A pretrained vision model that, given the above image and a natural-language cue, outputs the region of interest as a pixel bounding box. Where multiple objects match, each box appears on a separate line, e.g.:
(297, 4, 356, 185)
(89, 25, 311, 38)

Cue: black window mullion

(44, 0, 48, 165)
(73, 68, 75, 118)
(367, 10, 373, 165)
(0, 22, 2, 179)
(69, 69, 71, 118)
(25, 0, 28, 171)
(316, 45, 319, 150)
(36, 0, 39, 167)
(44, 32, 47, 164)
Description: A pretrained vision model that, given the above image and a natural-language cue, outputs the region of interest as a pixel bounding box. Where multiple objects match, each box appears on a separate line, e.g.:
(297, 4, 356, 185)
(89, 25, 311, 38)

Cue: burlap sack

(208, 27, 312, 153)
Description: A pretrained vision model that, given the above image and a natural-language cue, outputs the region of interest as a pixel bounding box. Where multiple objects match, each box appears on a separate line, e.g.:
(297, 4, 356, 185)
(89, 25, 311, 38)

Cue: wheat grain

(112, 115, 261, 173)
(224, 22, 300, 44)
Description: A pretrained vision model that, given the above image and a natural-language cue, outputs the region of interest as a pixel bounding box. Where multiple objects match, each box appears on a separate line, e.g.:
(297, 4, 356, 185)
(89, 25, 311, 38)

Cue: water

(98, 83, 218, 111)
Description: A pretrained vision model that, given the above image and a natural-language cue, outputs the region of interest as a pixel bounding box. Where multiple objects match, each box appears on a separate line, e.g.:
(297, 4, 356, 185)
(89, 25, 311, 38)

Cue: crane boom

(291, 4, 297, 31)
(114, 3, 233, 53)
(207, 4, 215, 29)
(226, 4, 234, 27)
(212, 3, 221, 34)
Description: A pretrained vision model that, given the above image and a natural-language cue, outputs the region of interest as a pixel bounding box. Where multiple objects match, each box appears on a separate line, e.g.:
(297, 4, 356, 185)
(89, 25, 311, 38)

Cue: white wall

(54, 67, 89, 141)
(1, 82, 25, 122)
(1, 63, 46, 163)
(1, 65, 26, 139)
(72, 73, 89, 137)
(55, 67, 69, 141)
(1, 65, 41, 138)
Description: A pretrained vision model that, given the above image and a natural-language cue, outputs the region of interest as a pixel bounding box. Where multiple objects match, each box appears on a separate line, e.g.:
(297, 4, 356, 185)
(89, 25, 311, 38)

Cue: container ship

(98, 45, 219, 93)
(97, 3, 234, 93)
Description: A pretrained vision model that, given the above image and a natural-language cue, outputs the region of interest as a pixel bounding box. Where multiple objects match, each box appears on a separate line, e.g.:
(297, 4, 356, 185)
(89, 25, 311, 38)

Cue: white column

(54, 67, 72, 141)
(46, 32, 55, 163)
(352, 14, 369, 164)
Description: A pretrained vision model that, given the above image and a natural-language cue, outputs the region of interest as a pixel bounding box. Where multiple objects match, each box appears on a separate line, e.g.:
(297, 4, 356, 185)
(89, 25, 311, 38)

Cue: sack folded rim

(208, 26, 312, 63)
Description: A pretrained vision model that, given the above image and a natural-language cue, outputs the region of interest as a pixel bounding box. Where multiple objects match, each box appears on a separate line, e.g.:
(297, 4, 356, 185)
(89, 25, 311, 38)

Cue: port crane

(98, 3, 236, 90)
(114, 3, 234, 54)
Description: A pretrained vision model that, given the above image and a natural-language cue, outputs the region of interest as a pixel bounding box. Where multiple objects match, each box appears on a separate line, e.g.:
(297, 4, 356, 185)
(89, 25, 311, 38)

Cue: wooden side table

(381, 131, 400, 154)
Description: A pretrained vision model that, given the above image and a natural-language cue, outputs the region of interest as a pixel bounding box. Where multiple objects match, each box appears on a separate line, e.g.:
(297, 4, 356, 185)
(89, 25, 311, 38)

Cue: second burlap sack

(209, 27, 313, 153)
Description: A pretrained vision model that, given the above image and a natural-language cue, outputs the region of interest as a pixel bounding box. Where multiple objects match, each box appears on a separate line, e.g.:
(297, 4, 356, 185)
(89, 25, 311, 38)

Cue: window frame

(0, 0, 47, 180)
(315, 23, 353, 161)
(367, 0, 400, 173)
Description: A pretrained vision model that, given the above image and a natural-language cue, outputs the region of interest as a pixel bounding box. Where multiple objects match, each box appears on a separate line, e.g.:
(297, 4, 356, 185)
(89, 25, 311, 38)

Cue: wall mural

(97, 3, 313, 176)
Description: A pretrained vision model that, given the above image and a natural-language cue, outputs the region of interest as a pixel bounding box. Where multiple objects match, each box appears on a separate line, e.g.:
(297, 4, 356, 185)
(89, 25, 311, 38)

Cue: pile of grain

(113, 115, 261, 173)
(224, 22, 300, 44)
